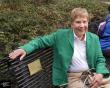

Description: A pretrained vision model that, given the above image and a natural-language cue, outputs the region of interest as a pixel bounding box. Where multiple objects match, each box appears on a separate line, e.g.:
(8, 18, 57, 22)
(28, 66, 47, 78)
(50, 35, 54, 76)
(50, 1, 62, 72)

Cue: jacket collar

(68, 29, 74, 49)
(68, 29, 88, 49)
(86, 32, 91, 67)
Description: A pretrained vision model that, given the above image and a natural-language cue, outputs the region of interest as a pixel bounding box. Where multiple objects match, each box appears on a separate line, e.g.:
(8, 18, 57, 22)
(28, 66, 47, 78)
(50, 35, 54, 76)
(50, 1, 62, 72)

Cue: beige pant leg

(67, 73, 85, 88)
(67, 76, 85, 88)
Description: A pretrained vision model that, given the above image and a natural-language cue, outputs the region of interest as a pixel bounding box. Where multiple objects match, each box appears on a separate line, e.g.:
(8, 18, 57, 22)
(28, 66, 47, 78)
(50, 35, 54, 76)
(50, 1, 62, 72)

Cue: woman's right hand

(9, 49, 26, 60)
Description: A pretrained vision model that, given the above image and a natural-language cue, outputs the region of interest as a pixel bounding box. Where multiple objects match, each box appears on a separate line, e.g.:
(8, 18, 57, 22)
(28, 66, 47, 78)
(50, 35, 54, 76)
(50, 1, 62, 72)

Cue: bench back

(0, 48, 53, 88)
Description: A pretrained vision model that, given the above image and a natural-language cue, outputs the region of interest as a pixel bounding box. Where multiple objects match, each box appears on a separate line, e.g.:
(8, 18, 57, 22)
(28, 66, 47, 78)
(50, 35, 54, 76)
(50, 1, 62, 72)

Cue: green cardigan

(20, 29, 109, 86)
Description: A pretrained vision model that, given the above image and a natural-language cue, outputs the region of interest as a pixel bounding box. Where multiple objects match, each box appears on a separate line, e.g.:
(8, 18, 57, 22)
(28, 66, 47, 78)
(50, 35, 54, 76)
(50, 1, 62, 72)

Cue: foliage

(0, 0, 109, 55)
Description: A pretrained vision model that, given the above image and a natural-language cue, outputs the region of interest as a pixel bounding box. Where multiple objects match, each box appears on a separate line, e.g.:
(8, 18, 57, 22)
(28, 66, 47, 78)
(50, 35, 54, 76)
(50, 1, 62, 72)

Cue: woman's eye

(76, 21, 81, 23)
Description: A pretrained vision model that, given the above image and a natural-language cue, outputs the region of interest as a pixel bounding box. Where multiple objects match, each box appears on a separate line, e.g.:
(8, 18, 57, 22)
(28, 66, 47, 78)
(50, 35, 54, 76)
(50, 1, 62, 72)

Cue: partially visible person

(97, 6, 110, 88)
(98, 6, 110, 57)
(9, 7, 110, 88)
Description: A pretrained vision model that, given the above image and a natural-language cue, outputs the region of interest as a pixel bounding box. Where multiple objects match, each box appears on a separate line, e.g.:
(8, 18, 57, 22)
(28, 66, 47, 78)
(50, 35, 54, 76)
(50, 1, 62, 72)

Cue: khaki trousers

(67, 72, 110, 88)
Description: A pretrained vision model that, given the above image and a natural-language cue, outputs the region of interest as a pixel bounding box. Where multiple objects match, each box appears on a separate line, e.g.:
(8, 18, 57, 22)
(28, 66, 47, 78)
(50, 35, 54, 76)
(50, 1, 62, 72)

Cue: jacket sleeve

(19, 32, 56, 54)
(95, 36, 109, 77)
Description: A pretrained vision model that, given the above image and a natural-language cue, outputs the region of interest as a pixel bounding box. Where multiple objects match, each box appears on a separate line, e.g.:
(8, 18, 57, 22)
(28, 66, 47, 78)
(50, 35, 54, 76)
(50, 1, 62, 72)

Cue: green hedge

(0, 0, 109, 56)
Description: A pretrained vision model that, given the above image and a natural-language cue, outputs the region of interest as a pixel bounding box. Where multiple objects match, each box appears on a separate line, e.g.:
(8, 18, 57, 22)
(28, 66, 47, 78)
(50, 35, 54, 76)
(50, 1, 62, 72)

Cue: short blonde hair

(71, 7, 89, 22)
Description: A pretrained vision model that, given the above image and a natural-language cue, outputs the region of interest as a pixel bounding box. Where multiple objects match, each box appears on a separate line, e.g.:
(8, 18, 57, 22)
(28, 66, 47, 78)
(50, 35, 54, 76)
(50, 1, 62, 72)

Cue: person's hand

(9, 49, 26, 60)
(91, 73, 103, 88)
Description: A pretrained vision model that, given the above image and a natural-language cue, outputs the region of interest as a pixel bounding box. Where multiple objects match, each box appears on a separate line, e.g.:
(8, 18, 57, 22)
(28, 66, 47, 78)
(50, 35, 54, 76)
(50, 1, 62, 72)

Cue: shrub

(0, 0, 109, 55)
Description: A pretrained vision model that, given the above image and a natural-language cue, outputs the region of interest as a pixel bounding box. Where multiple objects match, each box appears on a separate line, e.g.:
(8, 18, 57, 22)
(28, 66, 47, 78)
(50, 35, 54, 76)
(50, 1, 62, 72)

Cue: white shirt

(68, 33, 89, 72)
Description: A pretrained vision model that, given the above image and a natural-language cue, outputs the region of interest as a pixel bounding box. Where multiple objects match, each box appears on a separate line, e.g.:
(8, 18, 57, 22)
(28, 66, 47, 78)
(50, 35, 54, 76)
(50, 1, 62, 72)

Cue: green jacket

(20, 29, 109, 86)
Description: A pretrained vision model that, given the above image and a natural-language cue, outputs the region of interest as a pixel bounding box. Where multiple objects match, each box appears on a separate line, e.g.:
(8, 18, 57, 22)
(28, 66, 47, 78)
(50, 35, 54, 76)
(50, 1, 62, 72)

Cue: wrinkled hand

(9, 49, 26, 60)
(91, 74, 103, 88)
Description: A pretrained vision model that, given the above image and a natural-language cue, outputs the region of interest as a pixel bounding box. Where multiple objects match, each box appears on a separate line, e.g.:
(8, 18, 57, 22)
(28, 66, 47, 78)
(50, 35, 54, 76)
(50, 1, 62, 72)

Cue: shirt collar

(74, 32, 86, 41)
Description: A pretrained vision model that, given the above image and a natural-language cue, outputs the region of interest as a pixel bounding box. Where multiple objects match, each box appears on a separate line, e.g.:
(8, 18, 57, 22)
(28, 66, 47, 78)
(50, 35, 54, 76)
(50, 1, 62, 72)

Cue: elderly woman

(9, 7, 110, 88)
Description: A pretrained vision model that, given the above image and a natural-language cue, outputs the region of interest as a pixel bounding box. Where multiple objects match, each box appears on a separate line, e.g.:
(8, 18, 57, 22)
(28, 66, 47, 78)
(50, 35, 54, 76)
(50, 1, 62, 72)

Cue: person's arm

(95, 36, 109, 75)
(9, 32, 56, 60)
(90, 36, 109, 88)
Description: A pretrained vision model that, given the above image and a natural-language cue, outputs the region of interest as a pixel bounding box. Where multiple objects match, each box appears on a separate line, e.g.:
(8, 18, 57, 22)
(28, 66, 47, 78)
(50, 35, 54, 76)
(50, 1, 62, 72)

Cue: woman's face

(71, 16, 88, 35)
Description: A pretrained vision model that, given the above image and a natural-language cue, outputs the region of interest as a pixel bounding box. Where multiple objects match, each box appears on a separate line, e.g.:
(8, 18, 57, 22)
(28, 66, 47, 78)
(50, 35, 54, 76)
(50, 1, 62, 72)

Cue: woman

(9, 7, 110, 88)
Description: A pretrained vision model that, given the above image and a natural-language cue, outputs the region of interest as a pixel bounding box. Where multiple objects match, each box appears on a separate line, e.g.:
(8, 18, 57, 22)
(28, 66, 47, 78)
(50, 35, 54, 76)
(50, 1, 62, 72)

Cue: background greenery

(0, 0, 109, 57)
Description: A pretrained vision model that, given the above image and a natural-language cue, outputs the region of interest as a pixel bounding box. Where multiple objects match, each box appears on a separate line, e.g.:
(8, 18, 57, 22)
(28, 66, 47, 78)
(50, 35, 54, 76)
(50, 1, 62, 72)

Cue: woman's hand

(91, 73, 103, 88)
(9, 49, 26, 60)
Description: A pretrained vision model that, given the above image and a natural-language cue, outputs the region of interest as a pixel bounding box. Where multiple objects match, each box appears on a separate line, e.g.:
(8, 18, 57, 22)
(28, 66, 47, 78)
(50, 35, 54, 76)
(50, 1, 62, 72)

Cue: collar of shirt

(74, 32, 86, 42)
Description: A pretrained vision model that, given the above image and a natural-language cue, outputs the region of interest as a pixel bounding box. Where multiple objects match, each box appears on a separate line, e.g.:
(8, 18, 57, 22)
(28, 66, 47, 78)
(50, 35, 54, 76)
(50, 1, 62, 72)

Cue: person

(9, 7, 110, 88)
(98, 6, 110, 58)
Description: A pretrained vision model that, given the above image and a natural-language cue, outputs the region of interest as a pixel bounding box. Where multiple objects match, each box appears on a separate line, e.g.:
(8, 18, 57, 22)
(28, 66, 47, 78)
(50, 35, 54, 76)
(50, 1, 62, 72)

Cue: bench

(0, 47, 53, 88)
(0, 47, 110, 88)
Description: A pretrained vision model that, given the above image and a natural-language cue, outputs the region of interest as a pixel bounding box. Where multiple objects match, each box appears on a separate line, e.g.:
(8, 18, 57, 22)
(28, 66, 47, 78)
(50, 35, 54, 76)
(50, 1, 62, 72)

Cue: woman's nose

(80, 23, 85, 27)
